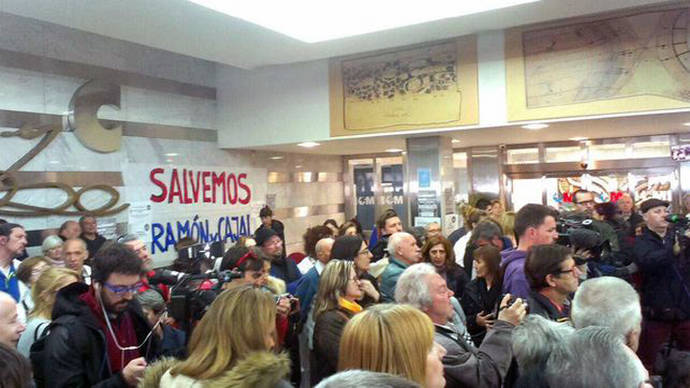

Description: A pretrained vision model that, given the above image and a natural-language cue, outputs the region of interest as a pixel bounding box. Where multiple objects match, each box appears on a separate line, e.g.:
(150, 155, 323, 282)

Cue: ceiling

(250, 111, 690, 155)
(0, 0, 675, 69)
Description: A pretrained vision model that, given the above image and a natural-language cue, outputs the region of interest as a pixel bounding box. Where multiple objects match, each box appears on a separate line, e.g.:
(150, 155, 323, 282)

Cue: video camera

(556, 217, 610, 262)
(169, 269, 243, 333)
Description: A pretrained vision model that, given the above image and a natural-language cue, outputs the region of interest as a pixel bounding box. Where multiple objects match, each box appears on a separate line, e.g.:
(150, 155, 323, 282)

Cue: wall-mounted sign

(123, 164, 267, 263)
(505, 6, 690, 121)
(330, 36, 478, 136)
(671, 144, 690, 161)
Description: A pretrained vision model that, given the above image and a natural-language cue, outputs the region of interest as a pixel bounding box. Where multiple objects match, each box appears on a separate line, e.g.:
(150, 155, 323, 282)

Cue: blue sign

(418, 168, 431, 188)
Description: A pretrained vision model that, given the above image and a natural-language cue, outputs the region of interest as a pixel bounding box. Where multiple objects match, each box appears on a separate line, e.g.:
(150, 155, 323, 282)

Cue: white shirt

(314, 260, 325, 275)
(453, 233, 472, 268)
(297, 256, 316, 275)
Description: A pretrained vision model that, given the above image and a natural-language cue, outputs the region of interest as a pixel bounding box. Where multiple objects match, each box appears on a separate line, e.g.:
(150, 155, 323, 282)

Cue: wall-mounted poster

(505, 6, 690, 122)
(330, 36, 478, 136)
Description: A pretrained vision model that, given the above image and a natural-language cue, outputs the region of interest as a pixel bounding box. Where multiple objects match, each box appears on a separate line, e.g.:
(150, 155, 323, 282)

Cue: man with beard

(257, 227, 301, 285)
(31, 243, 160, 387)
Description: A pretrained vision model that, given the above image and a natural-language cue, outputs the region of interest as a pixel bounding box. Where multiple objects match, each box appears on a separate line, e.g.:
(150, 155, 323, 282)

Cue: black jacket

(442, 264, 470, 300)
(526, 290, 570, 323)
(370, 234, 390, 262)
(311, 308, 354, 385)
(460, 278, 502, 346)
(31, 282, 160, 388)
(633, 227, 690, 320)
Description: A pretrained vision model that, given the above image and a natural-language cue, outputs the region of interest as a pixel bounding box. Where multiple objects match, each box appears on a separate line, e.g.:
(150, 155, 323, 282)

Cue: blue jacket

(293, 267, 320, 323)
(380, 258, 409, 302)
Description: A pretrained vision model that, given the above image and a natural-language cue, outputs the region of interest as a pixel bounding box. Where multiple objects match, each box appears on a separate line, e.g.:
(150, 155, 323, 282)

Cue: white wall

(217, 60, 331, 148)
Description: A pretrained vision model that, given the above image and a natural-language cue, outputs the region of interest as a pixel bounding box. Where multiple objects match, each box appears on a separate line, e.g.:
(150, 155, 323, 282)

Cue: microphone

(665, 214, 690, 224)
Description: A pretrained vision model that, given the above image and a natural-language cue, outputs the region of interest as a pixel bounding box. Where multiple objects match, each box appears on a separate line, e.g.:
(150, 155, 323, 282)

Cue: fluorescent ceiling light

(683, 122, 690, 127)
(386, 148, 404, 153)
(164, 153, 179, 156)
(269, 155, 284, 160)
(569, 137, 588, 141)
(297, 141, 320, 148)
(187, 0, 539, 43)
(522, 123, 549, 130)
(451, 139, 461, 144)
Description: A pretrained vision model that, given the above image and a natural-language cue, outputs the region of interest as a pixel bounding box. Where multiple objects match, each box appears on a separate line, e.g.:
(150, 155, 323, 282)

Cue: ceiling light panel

(188, 0, 539, 42)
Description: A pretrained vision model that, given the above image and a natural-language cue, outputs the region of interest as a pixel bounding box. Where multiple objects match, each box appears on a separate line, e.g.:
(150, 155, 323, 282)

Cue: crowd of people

(0, 193, 689, 387)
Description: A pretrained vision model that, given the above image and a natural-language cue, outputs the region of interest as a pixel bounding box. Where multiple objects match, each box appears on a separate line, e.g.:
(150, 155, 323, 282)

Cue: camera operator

(220, 246, 295, 347)
(571, 190, 620, 252)
(31, 243, 161, 387)
(634, 198, 690, 372)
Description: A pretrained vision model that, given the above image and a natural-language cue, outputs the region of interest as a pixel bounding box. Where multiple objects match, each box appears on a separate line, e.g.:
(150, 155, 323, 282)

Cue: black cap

(640, 198, 670, 214)
(255, 227, 278, 247)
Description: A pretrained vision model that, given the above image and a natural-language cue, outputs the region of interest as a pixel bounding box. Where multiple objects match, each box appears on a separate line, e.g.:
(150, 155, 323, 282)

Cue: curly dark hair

(303, 225, 334, 257)
(91, 243, 143, 284)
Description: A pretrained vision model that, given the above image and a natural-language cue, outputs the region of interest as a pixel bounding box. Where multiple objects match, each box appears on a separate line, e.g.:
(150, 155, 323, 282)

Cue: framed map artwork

(329, 36, 478, 136)
(505, 6, 690, 121)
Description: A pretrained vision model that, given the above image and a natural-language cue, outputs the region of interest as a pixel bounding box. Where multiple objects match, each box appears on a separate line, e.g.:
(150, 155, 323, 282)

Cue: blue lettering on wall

(151, 214, 252, 254)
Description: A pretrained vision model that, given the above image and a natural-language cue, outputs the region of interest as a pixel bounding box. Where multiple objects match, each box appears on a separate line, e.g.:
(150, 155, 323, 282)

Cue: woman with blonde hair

(311, 259, 364, 385)
(141, 285, 291, 388)
(16, 267, 79, 357)
(339, 304, 446, 388)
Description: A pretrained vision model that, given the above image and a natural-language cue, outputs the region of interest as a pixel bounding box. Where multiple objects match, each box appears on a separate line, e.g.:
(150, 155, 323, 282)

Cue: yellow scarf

(338, 297, 363, 314)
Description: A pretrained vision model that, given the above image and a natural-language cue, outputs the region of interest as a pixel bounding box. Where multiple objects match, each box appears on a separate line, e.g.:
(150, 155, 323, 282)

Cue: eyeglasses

(555, 266, 580, 276)
(348, 276, 360, 283)
(357, 249, 369, 256)
(103, 281, 144, 295)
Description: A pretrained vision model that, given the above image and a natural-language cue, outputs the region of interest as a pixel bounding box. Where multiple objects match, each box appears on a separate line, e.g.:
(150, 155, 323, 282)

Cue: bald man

(0, 292, 25, 348)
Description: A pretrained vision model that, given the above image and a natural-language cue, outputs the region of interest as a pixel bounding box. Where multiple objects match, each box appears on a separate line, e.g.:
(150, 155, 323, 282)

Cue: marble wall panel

(267, 182, 345, 208)
(0, 13, 345, 264)
(0, 12, 216, 87)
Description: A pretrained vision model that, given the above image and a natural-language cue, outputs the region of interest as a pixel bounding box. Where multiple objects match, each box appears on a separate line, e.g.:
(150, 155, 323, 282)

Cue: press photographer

(633, 198, 690, 373)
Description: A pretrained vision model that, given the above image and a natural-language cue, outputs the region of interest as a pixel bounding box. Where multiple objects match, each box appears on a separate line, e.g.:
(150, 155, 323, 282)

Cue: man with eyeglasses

(634, 198, 690, 373)
(31, 243, 161, 388)
(256, 227, 301, 285)
(524, 244, 581, 322)
(571, 189, 620, 252)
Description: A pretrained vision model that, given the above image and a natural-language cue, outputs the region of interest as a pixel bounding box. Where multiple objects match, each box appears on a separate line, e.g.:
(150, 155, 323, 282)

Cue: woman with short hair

(141, 285, 291, 388)
(338, 303, 446, 388)
(41, 235, 65, 267)
(311, 260, 364, 385)
(17, 267, 79, 357)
